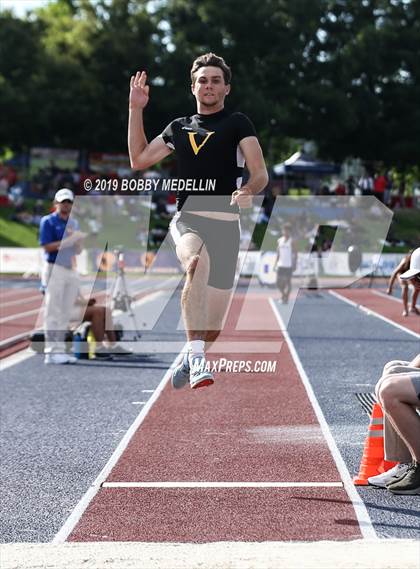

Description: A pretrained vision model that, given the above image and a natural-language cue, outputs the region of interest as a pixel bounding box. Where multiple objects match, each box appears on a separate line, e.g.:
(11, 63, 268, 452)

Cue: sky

(1, 1, 52, 17)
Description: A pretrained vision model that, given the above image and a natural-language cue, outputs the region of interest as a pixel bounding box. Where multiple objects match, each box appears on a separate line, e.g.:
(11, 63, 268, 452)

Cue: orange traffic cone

(353, 402, 397, 485)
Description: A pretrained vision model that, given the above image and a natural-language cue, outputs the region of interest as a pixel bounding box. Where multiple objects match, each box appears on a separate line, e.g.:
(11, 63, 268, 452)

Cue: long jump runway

(61, 294, 364, 543)
(1, 286, 419, 546)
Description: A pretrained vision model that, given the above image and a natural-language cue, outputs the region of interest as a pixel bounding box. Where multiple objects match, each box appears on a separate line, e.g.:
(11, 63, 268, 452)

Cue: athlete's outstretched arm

(231, 136, 268, 207)
(387, 256, 406, 293)
(128, 71, 172, 170)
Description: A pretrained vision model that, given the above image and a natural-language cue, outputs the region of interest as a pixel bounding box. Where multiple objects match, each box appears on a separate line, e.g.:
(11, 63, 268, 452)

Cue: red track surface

(70, 488, 360, 542)
(0, 340, 30, 358)
(0, 288, 43, 350)
(334, 289, 420, 334)
(69, 295, 362, 542)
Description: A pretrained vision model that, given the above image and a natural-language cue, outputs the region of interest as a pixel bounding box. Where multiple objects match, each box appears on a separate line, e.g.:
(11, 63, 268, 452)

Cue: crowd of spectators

(0, 159, 418, 237)
(331, 171, 412, 208)
(260, 169, 419, 224)
(268, 171, 410, 202)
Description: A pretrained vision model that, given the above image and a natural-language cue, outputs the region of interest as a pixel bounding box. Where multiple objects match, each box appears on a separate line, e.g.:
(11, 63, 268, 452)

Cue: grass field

(0, 206, 40, 247)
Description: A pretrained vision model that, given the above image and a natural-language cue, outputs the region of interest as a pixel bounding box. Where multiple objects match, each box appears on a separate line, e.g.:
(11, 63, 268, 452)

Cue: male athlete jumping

(128, 53, 268, 389)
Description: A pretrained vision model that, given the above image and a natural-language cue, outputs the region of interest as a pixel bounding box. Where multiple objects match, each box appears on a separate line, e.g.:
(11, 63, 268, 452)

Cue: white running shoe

(44, 353, 77, 365)
(171, 353, 190, 389)
(367, 463, 410, 488)
(189, 355, 214, 389)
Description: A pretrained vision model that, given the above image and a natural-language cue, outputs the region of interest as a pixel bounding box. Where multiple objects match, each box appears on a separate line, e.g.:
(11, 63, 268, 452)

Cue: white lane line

(0, 331, 32, 348)
(102, 482, 343, 489)
(1, 294, 42, 308)
(52, 350, 184, 544)
(329, 290, 420, 339)
(0, 308, 41, 324)
(372, 288, 420, 311)
(327, 290, 367, 310)
(0, 288, 38, 300)
(268, 297, 377, 540)
(371, 289, 402, 304)
(0, 348, 35, 371)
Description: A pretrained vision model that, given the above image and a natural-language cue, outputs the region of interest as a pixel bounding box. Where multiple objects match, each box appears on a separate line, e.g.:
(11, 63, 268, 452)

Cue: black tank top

(161, 109, 256, 213)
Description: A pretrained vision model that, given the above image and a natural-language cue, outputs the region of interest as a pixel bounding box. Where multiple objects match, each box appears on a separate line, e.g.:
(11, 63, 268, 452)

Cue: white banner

(0, 248, 406, 278)
(0, 248, 43, 274)
(361, 253, 405, 277)
(0, 248, 88, 275)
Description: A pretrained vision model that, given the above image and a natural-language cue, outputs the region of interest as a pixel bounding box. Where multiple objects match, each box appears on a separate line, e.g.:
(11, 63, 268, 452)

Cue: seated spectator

(372, 354, 420, 495)
(358, 172, 374, 196)
(370, 253, 420, 494)
(373, 173, 387, 203)
(72, 291, 132, 357)
(9, 193, 44, 227)
(334, 181, 346, 196)
(387, 250, 420, 316)
(346, 175, 356, 195)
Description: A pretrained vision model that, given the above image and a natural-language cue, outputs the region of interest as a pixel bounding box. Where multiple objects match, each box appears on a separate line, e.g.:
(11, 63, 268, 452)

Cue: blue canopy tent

(272, 152, 341, 194)
(273, 151, 340, 175)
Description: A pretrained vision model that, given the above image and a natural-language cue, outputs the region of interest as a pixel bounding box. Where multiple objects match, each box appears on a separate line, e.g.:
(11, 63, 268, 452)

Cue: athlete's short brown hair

(191, 53, 232, 85)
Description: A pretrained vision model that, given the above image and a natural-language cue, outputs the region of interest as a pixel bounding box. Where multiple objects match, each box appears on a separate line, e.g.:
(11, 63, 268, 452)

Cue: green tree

(302, 0, 420, 166)
(84, 0, 162, 150)
(1, 0, 419, 170)
(158, 0, 420, 168)
(0, 11, 44, 151)
(1, 0, 162, 152)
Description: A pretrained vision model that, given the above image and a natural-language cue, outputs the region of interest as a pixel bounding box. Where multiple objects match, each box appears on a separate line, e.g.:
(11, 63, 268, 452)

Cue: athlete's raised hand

(129, 71, 150, 110)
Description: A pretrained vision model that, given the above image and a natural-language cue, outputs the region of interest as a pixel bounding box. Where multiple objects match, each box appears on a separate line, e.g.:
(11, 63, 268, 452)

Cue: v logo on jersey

(188, 131, 214, 155)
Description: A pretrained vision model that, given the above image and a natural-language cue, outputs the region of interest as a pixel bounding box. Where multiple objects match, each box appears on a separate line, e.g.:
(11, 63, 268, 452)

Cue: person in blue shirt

(39, 188, 86, 364)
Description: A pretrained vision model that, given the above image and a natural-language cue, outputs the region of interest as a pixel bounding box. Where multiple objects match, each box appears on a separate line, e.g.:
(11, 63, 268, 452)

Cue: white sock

(188, 340, 205, 362)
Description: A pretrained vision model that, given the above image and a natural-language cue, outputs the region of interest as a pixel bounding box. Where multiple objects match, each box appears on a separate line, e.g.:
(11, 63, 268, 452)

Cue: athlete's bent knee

(379, 376, 402, 410)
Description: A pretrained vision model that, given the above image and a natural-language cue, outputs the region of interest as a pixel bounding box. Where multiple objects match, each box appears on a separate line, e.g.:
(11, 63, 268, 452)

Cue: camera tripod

(110, 249, 142, 341)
